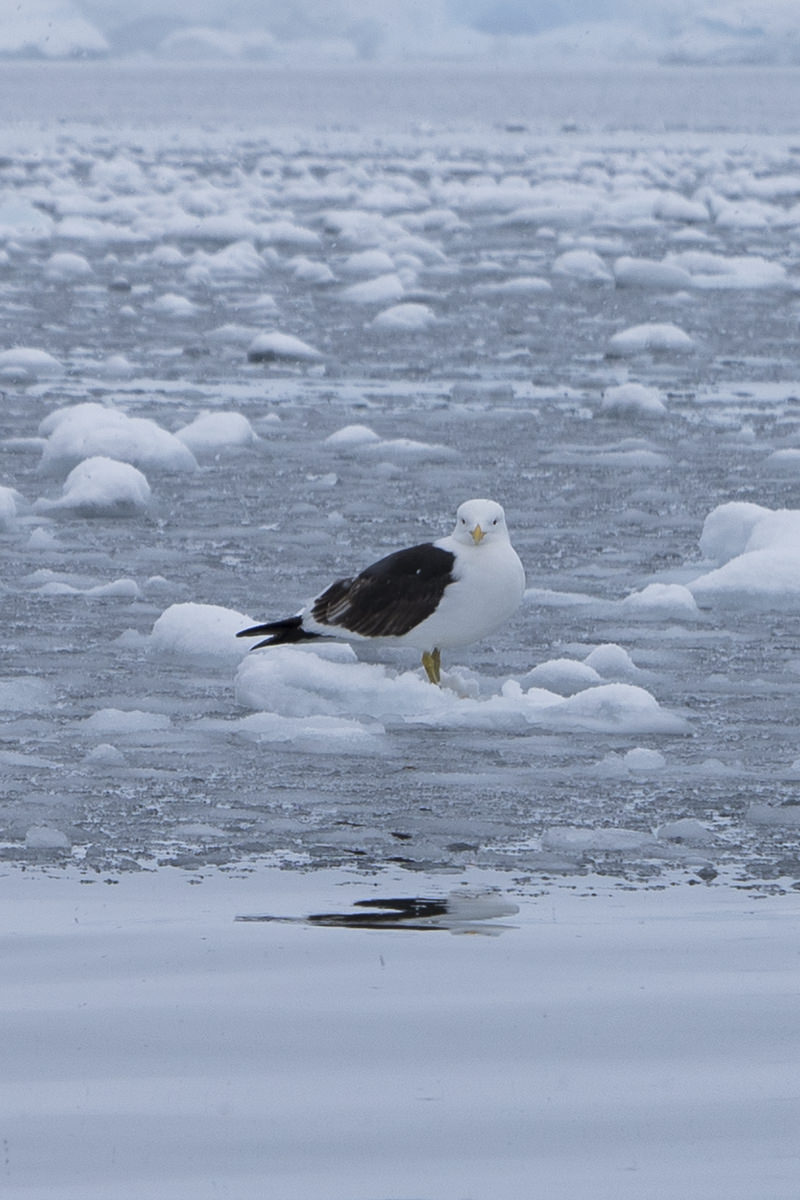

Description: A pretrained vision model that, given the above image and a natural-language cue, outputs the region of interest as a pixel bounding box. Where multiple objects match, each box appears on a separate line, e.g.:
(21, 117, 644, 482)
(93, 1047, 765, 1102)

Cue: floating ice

(583, 643, 642, 679)
(664, 250, 788, 289)
(247, 331, 323, 363)
(474, 276, 552, 295)
(607, 322, 695, 356)
(689, 502, 800, 608)
(621, 583, 701, 619)
(541, 826, 659, 852)
(34, 457, 152, 518)
(0, 485, 22, 530)
(656, 817, 715, 843)
(186, 241, 267, 284)
(0, 347, 64, 381)
(43, 251, 93, 280)
(175, 412, 257, 454)
(150, 602, 253, 665)
(39, 403, 198, 475)
(235, 650, 687, 736)
(340, 273, 406, 304)
(0, 676, 54, 712)
(600, 382, 667, 417)
(148, 292, 201, 317)
(613, 256, 692, 289)
(371, 302, 435, 331)
(552, 248, 613, 282)
(324, 424, 381, 448)
(520, 658, 603, 696)
(341, 249, 395, 275)
(288, 256, 335, 284)
(0, 199, 55, 240)
(231, 711, 386, 754)
(81, 708, 172, 734)
(24, 826, 71, 851)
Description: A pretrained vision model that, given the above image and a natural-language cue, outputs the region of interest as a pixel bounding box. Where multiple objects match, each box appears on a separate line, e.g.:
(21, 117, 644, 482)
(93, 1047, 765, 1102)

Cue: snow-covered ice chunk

(0, 485, 22, 530)
(44, 251, 93, 280)
(0, 676, 54, 712)
(150, 603, 253, 665)
(24, 826, 71, 851)
(340, 273, 405, 305)
(34, 457, 152, 518)
(541, 826, 659, 852)
(664, 250, 788, 290)
(543, 683, 688, 733)
(341, 249, 395, 275)
(607, 322, 695, 356)
(0, 198, 54, 240)
(288, 256, 335, 285)
(247, 331, 323, 363)
(81, 708, 172, 734)
(600, 383, 667, 417)
(474, 276, 552, 295)
(624, 747, 667, 772)
(613, 256, 692, 289)
(371, 302, 435, 331)
(621, 583, 701, 619)
(39, 403, 198, 474)
(175, 412, 257, 454)
(361, 436, 457, 463)
(233, 711, 385, 755)
(148, 292, 200, 317)
(552, 248, 612, 282)
(656, 817, 715, 843)
(324, 424, 381, 448)
(689, 502, 800, 608)
(520, 658, 603, 696)
(0, 347, 64, 381)
(186, 241, 267, 284)
(583, 643, 641, 679)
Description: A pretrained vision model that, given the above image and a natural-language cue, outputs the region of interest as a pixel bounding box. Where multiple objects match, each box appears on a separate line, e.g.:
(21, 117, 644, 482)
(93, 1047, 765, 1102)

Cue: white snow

(174, 411, 257, 454)
(247, 330, 323, 362)
(38, 403, 198, 474)
(340, 272, 406, 304)
(600, 382, 667, 417)
(149, 602, 253, 665)
(607, 322, 696, 356)
(689, 502, 800, 608)
(371, 301, 435, 331)
(34, 456, 152, 518)
(552, 248, 613, 282)
(0, 346, 63, 380)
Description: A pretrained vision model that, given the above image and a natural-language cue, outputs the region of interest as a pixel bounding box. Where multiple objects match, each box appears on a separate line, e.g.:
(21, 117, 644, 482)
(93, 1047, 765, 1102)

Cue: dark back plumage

(312, 543, 456, 638)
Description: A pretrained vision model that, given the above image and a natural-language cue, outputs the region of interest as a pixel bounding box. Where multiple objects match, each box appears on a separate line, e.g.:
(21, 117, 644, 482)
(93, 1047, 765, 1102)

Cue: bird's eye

(460, 517, 466, 524)
(492, 518, 498, 525)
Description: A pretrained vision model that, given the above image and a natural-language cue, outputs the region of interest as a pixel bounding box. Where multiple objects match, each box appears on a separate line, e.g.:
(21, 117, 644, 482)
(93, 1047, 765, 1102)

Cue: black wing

(311, 542, 456, 638)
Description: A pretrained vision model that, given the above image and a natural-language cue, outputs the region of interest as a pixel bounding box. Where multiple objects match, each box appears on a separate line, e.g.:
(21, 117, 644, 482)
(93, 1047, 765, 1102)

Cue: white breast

(399, 539, 525, 651)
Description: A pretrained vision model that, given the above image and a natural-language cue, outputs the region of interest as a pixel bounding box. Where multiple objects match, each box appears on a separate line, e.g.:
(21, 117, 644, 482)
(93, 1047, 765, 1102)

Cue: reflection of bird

(237, 498, 526, 684)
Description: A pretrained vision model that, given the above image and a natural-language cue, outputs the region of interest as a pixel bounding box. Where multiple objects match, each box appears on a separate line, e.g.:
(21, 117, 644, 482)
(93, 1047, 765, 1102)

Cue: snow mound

(247, 331, 323, 363)
(324, 424, 381, 449)
(186, 241, 267, 284)
(24, 825, 71, 851)
(0, 485, 23, 530)
(622, 583, 701, 619)
(613, 256, 692, 289)
(0, 676, 55, 712)
(34, 457, 152, 518)
(39, 403, 198, 475)
(520, 658, 603, 696)
(231, 711, 385, 755)
(150, 603, 253, 665)
(0, 347, 64, 381)
(583, 643, 641, 679)
(371, 302, 435, 331)
(689, 502, 800, 608)
(552, 249, 612, 282)
(541, 826, 659, 853)
(340, 273, 405, 305)
(665, 250, 788, 289)
(235, 650, 687, 735)
(148, 292, 200, 317)
(81, 708, 171, 735)
(600, 383, 667, 417)
(44, 251, 93, 280)
(607, 322, 695, 356)
(175, 412, 257, 454)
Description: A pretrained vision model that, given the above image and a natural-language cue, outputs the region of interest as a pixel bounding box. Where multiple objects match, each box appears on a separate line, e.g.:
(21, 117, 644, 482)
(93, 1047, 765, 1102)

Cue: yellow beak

(471, 524, 485, 544)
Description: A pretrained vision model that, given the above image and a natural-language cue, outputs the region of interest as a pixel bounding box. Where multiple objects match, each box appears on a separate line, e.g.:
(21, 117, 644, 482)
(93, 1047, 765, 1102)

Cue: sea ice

(247, 330, 323, 362)
(38, 403, 198, 474)
(150, 602, 253, 665)
(175, 412, 258, 454)
(371, 302, 435, 331)
(600, 382, 667, 417)
(606, 322, 696, 355)
(34, 456, 152, 518)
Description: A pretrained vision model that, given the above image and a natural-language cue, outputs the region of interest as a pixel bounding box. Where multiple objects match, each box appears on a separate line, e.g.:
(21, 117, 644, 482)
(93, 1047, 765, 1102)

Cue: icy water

(2, 64, 800, 888)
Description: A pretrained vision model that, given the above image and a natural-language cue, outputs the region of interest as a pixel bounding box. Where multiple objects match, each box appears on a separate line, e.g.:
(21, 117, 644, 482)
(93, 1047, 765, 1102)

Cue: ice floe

(38, 403, 198, 474)
(34, 456, 152, 518)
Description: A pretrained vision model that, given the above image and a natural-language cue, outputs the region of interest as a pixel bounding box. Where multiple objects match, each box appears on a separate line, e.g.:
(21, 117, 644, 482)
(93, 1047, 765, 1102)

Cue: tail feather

(236, 615, 322, 650)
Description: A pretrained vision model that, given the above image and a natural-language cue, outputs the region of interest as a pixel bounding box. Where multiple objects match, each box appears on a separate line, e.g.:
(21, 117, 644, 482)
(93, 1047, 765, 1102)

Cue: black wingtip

(236, 615, 322, 647)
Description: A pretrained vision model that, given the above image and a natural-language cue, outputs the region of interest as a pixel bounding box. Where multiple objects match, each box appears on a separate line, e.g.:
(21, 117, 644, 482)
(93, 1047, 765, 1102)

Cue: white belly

(398, 542, 525, 651)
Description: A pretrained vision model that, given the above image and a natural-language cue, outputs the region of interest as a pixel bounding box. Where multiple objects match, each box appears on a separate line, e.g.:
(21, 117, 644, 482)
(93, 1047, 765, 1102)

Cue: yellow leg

(421, 648, 441, 685)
